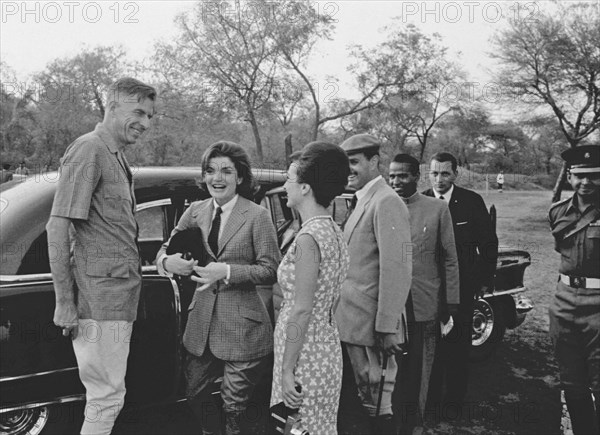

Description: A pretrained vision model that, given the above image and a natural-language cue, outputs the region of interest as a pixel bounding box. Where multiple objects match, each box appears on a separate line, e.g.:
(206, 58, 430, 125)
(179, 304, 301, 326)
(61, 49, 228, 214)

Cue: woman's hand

(164, 253, 197, 276)
(282, 372, 303, 409)
(191, 262, 228, 291)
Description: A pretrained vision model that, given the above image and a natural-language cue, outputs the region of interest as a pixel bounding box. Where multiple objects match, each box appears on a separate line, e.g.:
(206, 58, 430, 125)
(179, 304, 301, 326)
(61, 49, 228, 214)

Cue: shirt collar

(433, 184, 454, 202)
(356, 175, 382, 201)
(566, 194, 600, 215)
(213, 194, 239, 214)
(94, 123, 120, 154)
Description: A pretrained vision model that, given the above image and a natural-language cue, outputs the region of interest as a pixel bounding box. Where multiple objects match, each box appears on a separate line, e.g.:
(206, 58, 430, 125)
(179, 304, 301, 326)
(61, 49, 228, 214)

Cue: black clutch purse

(165, 228, 208, 269)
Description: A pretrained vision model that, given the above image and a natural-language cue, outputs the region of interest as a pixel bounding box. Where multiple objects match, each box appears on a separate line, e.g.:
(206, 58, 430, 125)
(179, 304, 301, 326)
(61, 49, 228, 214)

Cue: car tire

(0, 403, 82, 435)
(470, 298, 506, 362)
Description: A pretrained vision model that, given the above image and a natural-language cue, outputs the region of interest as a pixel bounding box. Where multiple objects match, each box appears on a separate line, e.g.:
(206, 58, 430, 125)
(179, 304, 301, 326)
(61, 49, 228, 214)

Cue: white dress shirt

(433, 184, 454, 203)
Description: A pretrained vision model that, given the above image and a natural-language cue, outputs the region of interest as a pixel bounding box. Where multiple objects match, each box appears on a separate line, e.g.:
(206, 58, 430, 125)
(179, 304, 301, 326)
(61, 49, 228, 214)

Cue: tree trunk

(284, 134, 293, 167)
(312, 105, 319, 142)
(418, 137, 427, 163)
(551, 162, 568, 203)
(246, 106, 264, 165)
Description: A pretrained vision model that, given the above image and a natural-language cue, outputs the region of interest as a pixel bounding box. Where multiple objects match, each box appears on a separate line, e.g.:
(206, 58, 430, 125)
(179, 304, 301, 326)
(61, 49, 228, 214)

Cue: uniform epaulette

(550, 196, 571, 210)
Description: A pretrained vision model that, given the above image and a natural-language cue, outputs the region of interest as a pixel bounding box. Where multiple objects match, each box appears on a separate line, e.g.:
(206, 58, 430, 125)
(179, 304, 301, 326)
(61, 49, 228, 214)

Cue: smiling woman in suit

(155, 141, 281, 435)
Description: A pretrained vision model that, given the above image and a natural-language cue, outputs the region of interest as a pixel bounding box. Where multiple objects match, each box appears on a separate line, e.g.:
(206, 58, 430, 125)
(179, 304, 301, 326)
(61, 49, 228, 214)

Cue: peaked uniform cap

(561, 145, 600, 174)
(339, 134, 380, 156)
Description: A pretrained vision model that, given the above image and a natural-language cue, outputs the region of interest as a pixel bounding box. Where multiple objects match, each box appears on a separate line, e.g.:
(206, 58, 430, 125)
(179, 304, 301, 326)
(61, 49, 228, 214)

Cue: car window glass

(16, 231, 51, 275)
(272, 196, 287, 229)
(137, 206, 165, 240)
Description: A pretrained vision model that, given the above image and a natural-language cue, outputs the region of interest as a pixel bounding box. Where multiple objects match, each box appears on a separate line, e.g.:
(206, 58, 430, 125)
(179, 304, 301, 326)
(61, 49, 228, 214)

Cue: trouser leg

(549, 290, 600, 435)
(184, 349, 224, 435)
(221, 355, 270, 435)
(338, 344, 371, 435)
(564, 388, 597, 435)
(345, 343, 398, 435)
(73, 319, 132, 435)
(395, 321, 438, 434)
(443, 303, 473, 405)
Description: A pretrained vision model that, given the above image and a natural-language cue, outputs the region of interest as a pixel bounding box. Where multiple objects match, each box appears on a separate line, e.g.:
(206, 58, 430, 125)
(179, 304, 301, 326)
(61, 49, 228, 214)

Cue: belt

(560, 274, 600, 289)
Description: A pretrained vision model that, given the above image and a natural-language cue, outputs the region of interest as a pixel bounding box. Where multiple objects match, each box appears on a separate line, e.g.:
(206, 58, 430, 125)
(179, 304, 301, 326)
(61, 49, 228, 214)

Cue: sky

(0, 1, 587, 108)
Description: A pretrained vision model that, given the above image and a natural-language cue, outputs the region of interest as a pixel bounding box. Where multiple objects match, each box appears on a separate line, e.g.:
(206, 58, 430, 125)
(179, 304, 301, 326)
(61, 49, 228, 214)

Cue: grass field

(422, 190, 564, 435)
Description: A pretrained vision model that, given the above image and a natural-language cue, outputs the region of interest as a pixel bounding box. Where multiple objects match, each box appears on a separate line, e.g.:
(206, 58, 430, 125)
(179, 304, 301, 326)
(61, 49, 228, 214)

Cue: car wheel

(470, 298, 506, 362)
(0, 404, 81, 435)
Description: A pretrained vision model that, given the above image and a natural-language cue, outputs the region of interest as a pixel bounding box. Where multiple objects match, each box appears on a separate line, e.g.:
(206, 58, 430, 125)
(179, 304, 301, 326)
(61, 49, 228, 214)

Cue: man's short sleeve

(51, 140, 102, 221)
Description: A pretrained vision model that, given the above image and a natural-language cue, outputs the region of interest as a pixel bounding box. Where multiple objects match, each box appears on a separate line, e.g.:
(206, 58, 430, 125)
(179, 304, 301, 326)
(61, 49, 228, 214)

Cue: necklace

(302, 215, 332, 227)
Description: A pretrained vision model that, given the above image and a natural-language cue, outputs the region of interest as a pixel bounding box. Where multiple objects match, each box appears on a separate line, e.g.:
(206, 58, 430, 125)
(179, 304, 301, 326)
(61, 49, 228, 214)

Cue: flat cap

(339, 134, 380, 156)
(561, 144, 600, 174)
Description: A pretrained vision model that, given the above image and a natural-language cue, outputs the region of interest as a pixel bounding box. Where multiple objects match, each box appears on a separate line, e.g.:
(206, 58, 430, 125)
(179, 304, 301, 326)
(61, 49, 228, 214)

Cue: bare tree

(158, 1, 281, 164)
(491, 1, 600, 201)
(349, 23, 464, 160)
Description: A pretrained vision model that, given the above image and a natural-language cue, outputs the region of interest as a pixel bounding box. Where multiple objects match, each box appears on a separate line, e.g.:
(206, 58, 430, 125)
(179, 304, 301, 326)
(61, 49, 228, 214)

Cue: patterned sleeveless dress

(271, 216, 349, 434)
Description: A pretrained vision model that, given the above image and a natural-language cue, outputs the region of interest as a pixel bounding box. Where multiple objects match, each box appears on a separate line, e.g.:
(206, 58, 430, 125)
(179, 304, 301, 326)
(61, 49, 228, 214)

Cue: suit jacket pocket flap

(238, 307, 263, 322)
(86, 261, 129, 278)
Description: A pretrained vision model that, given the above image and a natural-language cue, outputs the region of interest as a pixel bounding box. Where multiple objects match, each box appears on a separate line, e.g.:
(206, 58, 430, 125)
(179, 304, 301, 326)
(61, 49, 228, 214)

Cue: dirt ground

(112, 190, 566, 435)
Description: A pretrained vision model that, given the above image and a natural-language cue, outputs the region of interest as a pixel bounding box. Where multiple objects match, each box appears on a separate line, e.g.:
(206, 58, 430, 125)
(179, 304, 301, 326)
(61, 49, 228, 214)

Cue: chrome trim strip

(0, 367, 78, 383)
(170, 277, 182, 396)
(0, 274, 53, 283)
(137, 198, 172, 211)
(142, 265, 158, 273)
(0, 394, 85, 414)
(1, 267, 158, 283)
(485, 287, 527, 298)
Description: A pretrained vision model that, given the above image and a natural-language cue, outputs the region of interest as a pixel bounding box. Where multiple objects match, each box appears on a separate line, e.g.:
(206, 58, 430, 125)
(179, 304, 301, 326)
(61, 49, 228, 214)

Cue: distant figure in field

(496, 171, 504, 193)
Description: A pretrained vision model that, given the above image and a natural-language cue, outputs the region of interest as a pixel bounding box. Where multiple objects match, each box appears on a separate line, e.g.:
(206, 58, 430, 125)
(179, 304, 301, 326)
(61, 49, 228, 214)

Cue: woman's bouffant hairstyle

(295, 141, 350, 207)
(199, 141, 256, 200)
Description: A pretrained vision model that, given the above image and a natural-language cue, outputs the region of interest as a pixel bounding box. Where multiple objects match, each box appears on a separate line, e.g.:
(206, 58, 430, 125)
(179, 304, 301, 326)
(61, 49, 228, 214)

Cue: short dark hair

(295, 141, 350, 208)
(392, 154, 420, 176)
(430, 152, 458, 172)
(107, 77, 156, 105)
(200, 141, 256, 200)
(289, 151, 303, 162)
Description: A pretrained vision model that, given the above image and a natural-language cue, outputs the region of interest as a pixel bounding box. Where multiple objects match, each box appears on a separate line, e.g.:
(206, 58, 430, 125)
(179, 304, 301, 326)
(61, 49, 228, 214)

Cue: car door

(0, 192, 183, 411)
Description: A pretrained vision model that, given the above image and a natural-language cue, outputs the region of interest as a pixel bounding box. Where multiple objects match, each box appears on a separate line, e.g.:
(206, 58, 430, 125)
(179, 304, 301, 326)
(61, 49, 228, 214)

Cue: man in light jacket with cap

(548, 144, 600, 435)
(336, 134, 412, 434)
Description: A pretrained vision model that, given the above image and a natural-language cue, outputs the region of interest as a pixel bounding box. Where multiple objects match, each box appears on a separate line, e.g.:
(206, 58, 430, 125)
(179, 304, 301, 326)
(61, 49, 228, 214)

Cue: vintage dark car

(0, 168, 532, 434)
(0, 167, 292, 435)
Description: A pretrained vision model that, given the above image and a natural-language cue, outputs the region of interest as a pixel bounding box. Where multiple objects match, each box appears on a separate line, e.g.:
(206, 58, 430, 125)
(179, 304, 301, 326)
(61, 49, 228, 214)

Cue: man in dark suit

(423, 152, 498, 417)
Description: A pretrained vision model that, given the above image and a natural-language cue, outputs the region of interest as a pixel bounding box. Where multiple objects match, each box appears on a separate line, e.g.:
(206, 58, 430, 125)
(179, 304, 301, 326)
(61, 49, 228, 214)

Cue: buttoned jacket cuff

(157, 254, 173, 277)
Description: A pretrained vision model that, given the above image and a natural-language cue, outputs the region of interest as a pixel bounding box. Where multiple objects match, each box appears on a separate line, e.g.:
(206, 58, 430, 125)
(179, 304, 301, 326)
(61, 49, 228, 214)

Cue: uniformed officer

(548, 144, 600, 435)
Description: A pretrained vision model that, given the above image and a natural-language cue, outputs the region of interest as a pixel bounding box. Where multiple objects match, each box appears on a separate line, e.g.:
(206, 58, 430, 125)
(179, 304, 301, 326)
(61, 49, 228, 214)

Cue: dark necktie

(208, 207, 222, 255)
(341, 194, 358, 230)
(440, 195, 445, 200)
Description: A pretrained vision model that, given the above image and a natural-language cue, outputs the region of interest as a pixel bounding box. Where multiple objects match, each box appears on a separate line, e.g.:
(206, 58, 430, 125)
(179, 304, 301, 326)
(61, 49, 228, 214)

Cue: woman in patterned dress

(271, 142, 350, 434)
